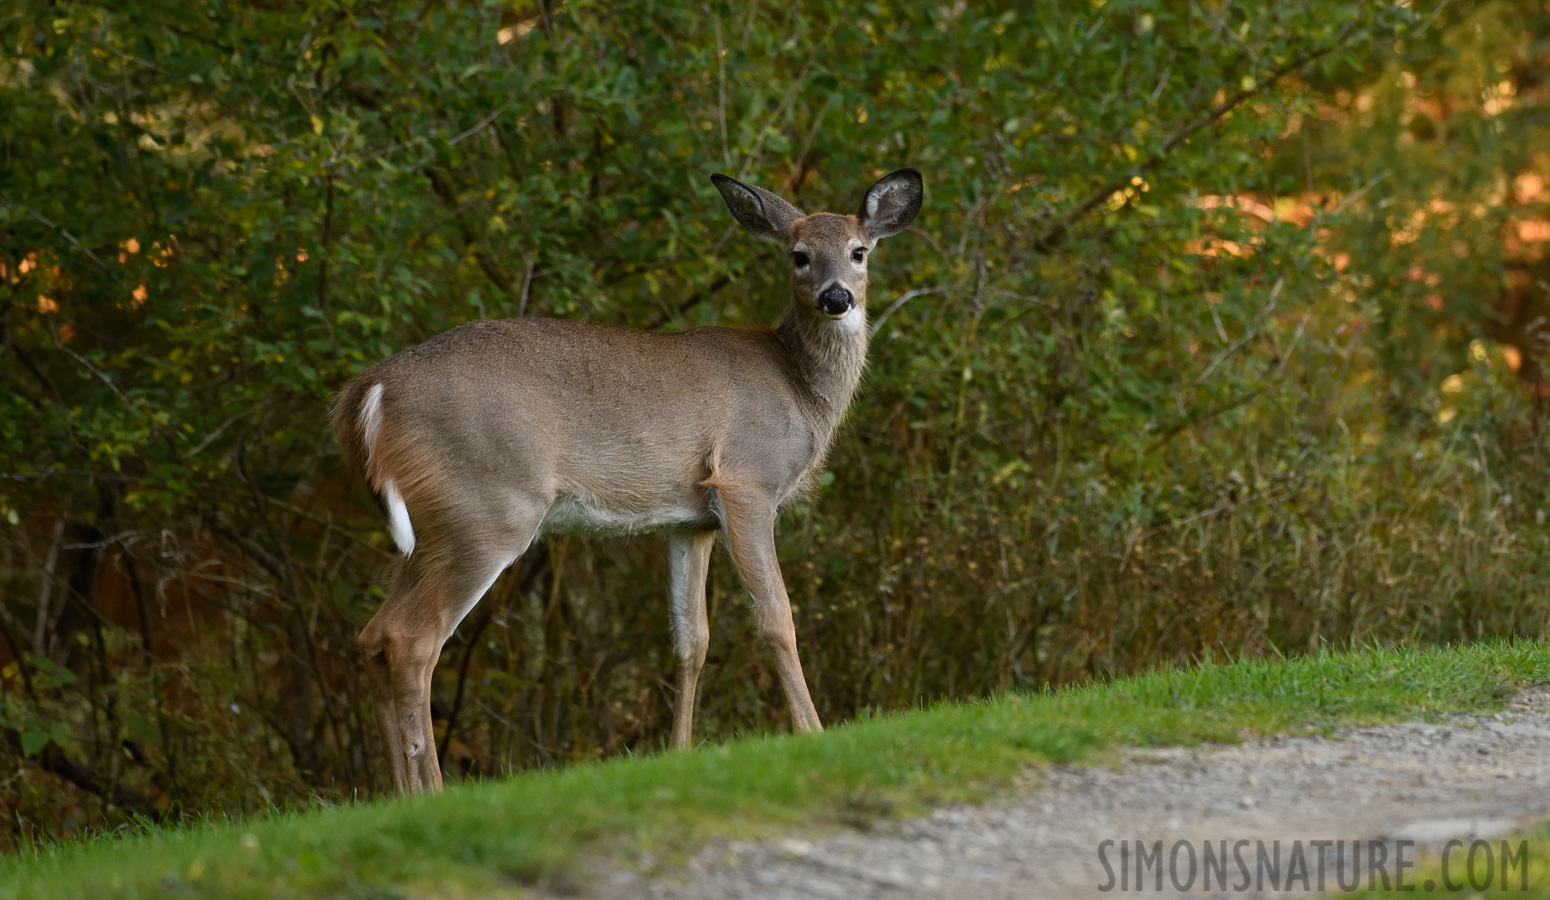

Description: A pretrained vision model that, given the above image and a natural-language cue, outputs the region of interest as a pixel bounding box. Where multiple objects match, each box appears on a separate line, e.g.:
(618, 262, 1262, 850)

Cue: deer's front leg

(715, 490, 822, 734)
(667, 529, 717, 750)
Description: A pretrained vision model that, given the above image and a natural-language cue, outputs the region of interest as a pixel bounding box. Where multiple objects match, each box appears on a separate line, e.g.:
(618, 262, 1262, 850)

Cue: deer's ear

(857, 169, 923, 241)
(711, 174, 804, 243)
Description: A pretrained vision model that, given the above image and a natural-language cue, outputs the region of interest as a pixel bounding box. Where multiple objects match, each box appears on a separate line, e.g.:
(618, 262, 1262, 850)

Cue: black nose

(817, 285, 854, 316)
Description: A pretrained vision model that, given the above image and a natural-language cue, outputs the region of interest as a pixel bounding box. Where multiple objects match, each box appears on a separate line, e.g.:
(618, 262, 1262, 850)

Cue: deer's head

(712, 169, 923, 331)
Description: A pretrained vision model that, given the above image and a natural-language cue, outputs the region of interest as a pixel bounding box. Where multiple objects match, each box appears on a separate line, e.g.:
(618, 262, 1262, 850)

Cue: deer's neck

(777, 307, 869, 439)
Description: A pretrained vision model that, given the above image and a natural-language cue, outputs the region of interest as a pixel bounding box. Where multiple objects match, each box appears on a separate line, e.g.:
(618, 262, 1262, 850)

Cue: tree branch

(1032, 18, 1375, 252)
(424, 169, 517, 297)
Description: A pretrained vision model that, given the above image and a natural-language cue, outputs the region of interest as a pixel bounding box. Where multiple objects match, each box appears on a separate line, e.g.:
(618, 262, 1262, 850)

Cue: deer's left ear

(857, 169, 923, 241)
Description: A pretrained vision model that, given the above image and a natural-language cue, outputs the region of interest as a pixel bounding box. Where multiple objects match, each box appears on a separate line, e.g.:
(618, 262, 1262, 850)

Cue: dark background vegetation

(3, 0, 1549, 846)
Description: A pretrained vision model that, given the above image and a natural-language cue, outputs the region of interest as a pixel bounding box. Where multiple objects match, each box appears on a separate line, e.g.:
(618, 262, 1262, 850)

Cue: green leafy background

(2, 0, 1548, 843)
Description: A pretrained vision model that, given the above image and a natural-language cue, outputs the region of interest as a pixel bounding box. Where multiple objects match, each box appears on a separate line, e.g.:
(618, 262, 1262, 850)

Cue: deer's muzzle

(817, 285, 854, 317)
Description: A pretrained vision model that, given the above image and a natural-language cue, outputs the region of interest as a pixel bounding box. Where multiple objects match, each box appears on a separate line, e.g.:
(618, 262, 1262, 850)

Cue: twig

(784, 96, 834, 193)
(1031, 17, 1380, 252)
(263, 496, 394, 559)
(1146, 386, 1271, 453)
(412, 102, 518, 171)
(518, 258, 536, 317)
(51, 326, 126, 402)
(438, 548, 550, 765)
(424, 169, 516, 296)
(534, 0, 554, 43)
(33, 518, 65, 657)
(868, 285, 971, 338)
(1320, 324, 1365, 442)
(738, 67, 810, 182)
(1, 201, 120, 282)
(185, 400, 271, 459)
(1195, 277, 1284, 384)
(989, 288, 1057, 308)
(1328, 170, 1391, 216)
(60, 530, 142, 551)
(0, 468, 95, 482)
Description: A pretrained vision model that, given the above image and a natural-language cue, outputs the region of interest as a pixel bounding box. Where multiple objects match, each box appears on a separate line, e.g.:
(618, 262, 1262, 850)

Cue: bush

(2, 0, 1546, 845)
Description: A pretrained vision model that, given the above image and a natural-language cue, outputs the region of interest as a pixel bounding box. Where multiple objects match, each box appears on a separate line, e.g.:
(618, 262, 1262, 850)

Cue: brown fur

(337, 170, 922, 792)
(330, 377, 373, 485)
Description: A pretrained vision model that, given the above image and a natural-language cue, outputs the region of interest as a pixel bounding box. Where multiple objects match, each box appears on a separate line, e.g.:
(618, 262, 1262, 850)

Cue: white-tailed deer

(332, 169, 922, 793)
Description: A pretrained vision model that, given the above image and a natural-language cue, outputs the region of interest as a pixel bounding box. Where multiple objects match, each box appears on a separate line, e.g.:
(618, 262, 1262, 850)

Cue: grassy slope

(1356, 822, 1550, 898)
(3, 639, 1548, 900)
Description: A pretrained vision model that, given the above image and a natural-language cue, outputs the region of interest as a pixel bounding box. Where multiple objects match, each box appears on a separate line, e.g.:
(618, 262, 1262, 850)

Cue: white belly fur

(540, 497, 719, 537)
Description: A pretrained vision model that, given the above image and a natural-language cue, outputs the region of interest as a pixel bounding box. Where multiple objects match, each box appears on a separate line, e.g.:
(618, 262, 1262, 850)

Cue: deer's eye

(792, 251, 810, 268)
(851, 248, 866, 262)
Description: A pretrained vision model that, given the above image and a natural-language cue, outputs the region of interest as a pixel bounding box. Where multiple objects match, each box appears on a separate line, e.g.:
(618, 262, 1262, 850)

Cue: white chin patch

(830, 306, 865, 332)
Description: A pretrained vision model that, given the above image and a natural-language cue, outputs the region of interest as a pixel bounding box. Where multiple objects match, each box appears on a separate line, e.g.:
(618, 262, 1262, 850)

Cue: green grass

(1352, 820, 1550, 897)
(4, 639, 1548, 900)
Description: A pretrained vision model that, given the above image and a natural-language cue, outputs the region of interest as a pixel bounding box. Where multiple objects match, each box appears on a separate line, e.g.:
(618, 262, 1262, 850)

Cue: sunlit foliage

(2, 0, 1545, 844)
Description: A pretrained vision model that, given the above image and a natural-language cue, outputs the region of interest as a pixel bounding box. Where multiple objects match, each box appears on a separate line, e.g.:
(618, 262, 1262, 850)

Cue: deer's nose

(817, 285, 853, 316)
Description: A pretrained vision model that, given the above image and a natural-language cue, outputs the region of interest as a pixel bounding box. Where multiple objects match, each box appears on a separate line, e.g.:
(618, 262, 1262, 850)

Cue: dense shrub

(2, 0, 1547, 844)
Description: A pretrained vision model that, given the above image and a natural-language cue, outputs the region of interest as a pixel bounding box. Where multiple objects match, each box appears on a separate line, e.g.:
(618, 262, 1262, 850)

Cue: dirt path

(587, 688, 1550, 899)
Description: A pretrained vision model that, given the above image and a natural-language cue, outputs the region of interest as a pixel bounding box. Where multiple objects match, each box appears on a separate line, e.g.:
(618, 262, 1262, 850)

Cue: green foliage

(2, 0, 1547, 846)
(2, 639, 1545, 899)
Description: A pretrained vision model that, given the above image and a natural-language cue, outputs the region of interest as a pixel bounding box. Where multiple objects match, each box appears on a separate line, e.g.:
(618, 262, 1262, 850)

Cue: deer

(331, 168, 923, 793)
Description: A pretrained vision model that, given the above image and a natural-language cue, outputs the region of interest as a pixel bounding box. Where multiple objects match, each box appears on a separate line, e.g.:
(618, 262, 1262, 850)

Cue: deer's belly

(539, 496, 719, 537)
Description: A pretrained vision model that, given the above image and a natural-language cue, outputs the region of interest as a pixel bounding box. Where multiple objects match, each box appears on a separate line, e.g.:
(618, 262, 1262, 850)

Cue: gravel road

(584, 687, 1550, 899)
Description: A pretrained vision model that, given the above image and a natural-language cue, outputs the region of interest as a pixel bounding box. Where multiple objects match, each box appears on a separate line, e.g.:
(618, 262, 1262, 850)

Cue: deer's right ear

(711, 174, 804, 243)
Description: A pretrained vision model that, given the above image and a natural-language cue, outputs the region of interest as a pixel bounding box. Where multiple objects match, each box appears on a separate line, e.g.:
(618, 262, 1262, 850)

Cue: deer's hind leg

(358, 504, 543, 794)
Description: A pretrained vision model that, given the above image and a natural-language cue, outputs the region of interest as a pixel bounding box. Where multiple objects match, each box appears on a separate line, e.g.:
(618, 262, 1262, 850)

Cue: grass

(1352, 820, 1550, 897)
(1349, 840, 1548, 897)
(3, 639, 1548, 900)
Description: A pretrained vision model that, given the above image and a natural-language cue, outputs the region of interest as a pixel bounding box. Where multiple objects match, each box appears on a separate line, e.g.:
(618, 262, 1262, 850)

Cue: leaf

(20, 726, 49, 758)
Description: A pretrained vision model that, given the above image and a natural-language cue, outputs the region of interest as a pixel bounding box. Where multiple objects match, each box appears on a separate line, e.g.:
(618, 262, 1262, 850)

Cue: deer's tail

(331, 378, 416, 556)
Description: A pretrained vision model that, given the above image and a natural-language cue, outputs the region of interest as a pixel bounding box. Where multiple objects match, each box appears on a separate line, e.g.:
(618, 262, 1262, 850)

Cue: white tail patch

(382, 478, 416, 557)
(359, 382, 385, 474)
(360, 382, 415, 556)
